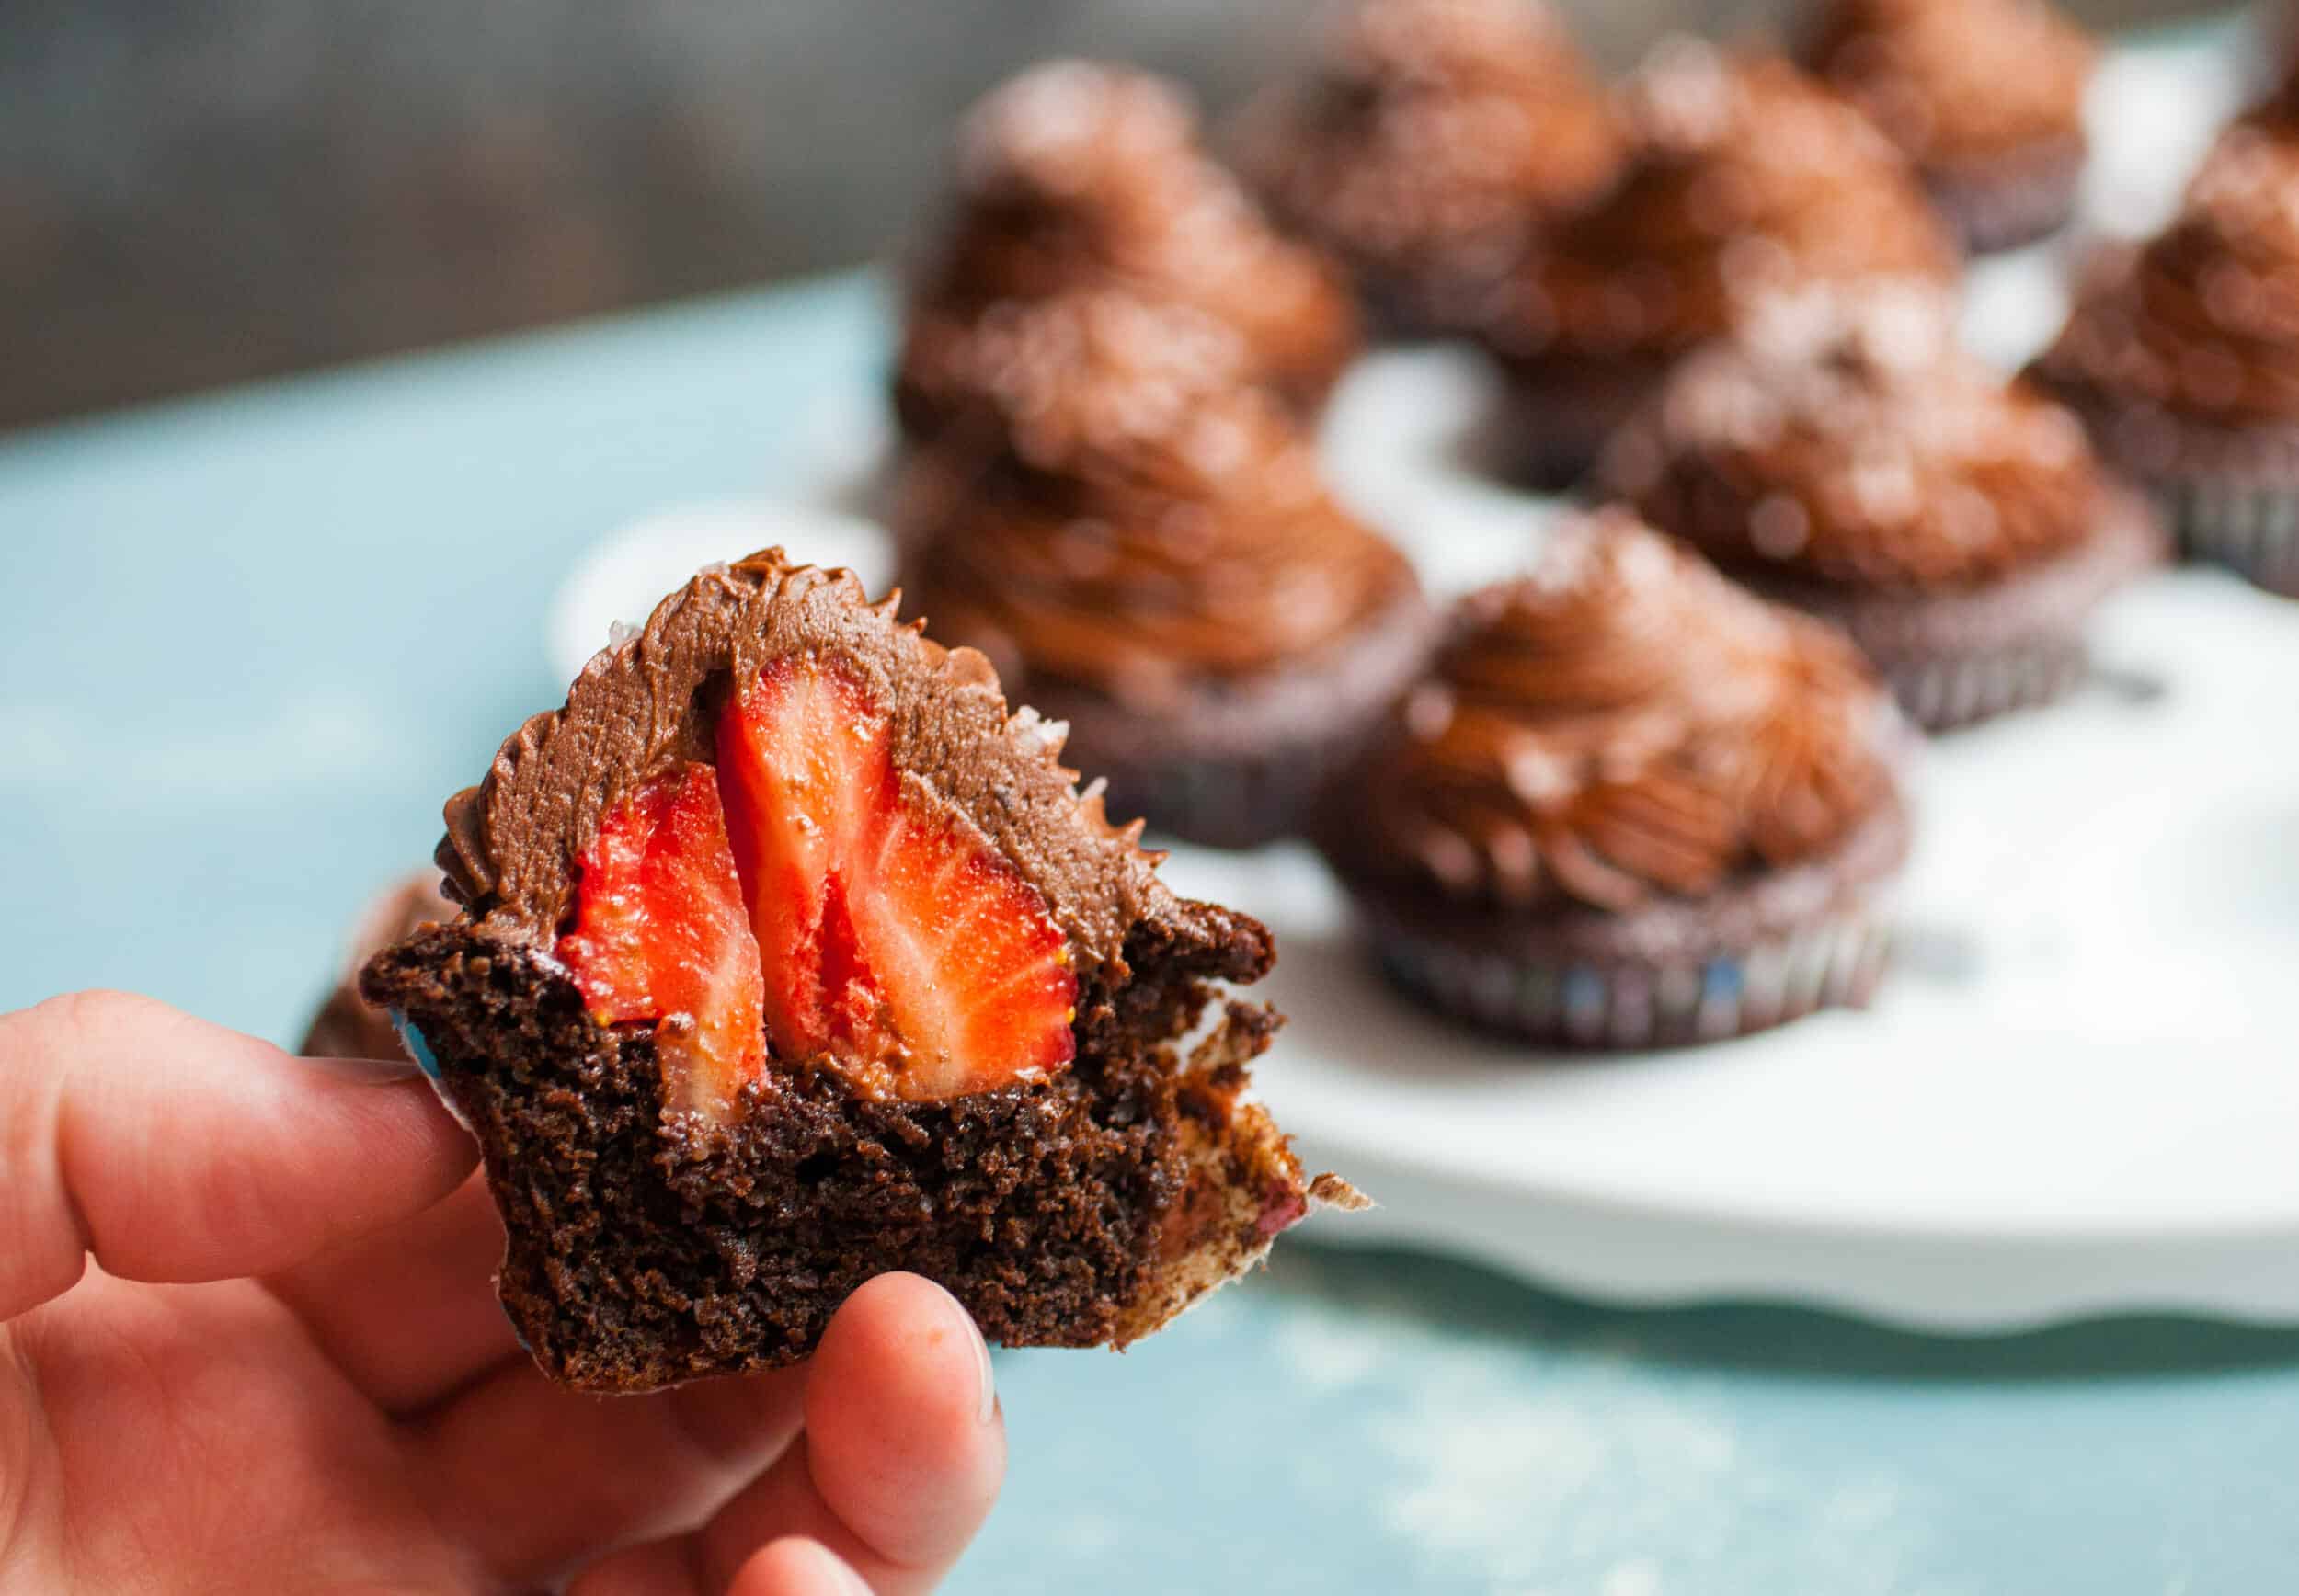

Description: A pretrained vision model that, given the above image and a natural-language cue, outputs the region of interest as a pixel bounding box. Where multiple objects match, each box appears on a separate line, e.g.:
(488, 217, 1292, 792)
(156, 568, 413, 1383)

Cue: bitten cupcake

(2029, 101, 2299, 598)
(1323, 509, 1910, 1047)
(1800, 0, 2098, 253)
(896, 60, 1359, 444)
(1480, 43, 1958, 488)
(1237, 0, 1621, 337)
(1604, 285, 2164, 730)
(895, 289, 1434, 848)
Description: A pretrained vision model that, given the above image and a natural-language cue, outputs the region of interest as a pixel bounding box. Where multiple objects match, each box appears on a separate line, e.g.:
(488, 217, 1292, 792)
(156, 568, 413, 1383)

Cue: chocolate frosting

(893, 290, 1422, 710)
(2034, 110, 2299, 433)
(901, 61, 1357, 428)
(1604, 283, 2111, 589)
(437, 552, 1186, 987)
(1241, 0, 1620, 325)
(1352, 509, 1901, 914)
(1484, 45, 1958, 362)
(1801, 0, 2095, 176)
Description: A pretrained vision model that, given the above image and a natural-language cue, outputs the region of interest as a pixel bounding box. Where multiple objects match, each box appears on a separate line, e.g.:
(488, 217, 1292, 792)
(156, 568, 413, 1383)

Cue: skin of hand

(0, 990, 1006, 1595)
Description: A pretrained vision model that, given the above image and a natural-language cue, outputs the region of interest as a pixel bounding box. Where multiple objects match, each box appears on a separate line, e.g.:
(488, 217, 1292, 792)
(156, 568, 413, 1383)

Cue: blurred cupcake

(897, 61, 1359, 444)
(1480, 43, 1959, 489)
(1237, 0, 1622, 337)
(1801, 0, 2097, 253)
(896, 290, 1434, 848)
(2029, 104, 2299, 598)
(1323, 509, 1910, 1047)
(1604, 284, 2164, 730)
(300, 871, 456, 1059)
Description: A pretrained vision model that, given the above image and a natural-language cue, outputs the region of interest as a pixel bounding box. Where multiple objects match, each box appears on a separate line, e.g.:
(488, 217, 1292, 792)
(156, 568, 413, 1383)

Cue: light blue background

(6, 274, 2297, 1594)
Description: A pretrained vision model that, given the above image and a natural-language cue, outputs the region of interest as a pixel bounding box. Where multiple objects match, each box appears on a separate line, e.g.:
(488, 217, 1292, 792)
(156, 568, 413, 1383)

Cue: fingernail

(938, 1284, 998, 1426)
(299, 1050, 427, 1084)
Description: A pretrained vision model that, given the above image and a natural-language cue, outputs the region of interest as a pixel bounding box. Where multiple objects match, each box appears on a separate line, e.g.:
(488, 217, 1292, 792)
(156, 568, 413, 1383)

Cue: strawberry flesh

(556, 762, 767, 1113)
(717, 655, 1078, 1100)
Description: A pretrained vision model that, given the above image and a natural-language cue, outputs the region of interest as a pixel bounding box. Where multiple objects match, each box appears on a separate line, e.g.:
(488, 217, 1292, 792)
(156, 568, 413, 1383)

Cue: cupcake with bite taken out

(895, 288, 1434, 849)
(1237, 0, 1622, 337)
(2028, 93, 2299, 598)
(1479, 42, 1959, 489)
(1800, 0, 2098, 253)
(1604, 283, 2165, 730)
(897, 60, 1359, 444)
(1322, 508, 1911, 1048)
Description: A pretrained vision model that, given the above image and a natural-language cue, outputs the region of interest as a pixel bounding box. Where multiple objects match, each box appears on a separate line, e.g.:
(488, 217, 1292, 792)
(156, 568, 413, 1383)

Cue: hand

(0, 991, 1005, 1594)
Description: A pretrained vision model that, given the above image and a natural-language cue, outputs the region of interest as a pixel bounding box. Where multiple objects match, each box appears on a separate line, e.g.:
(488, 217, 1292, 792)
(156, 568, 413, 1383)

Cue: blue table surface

(8, 271, 2299, 1595)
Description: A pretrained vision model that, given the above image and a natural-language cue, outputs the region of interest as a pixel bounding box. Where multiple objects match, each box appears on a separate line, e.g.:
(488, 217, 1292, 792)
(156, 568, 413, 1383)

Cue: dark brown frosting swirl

(895, 290, 1419, 709)
(1604, 283, 2110, 589)
(1801, 0, 2095, 177)
(1354, 510, 1899, 914)
(436, 551, 1206, 988)
(900, 61, 1358, 430)
(1484, 45, 1958, 363)
(1240, 0, 1621, 329)
(2034, 108, 2299, 434)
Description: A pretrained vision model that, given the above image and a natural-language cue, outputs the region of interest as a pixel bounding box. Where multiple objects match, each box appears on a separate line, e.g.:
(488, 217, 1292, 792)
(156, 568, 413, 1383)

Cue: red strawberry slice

(717, 654, 1078, 1101)
(556, 762, 767, 1113)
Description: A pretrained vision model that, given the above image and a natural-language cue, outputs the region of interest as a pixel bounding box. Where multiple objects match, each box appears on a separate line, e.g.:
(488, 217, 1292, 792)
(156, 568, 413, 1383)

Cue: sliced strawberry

(717, 654, 1078, 1101)
(715, 655, 891, 1060)
(556, 762, 766, 1113)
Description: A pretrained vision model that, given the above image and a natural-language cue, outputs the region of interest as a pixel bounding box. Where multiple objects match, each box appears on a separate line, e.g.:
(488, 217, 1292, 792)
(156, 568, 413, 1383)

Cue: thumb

(0, 989, 476, 1322)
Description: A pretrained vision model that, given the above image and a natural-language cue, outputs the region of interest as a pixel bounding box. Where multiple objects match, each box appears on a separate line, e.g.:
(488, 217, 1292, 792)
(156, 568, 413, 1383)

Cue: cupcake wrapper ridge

(1375, 911, 1893, 1049)
(1885, 640, 2089, 732)
(2156, 478, 2299, 598)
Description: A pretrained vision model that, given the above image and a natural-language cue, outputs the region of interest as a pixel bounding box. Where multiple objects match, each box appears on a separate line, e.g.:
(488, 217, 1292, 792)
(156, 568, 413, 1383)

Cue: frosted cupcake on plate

(1799, 0, 2098, 252)
(896, 60, 1359, 444)
(1478, 42, 1958, 488)
(1238, 0, 1621, 337)
(1604, 284, 2164, 729)
(1322, 508, 1910, 1048)
(896, 289, 1434, 848)
(2029, 93, 2299, 598)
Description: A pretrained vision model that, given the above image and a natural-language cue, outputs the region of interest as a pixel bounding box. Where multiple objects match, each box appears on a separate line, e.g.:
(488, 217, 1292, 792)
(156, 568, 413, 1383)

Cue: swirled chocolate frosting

(1483, 44, 1958, 362)
(1604, 283, 2110, 589)
(1241, 0, 1620, 325)
(896, 290, 1420, 710)
(1354, 510, 1900, 914)
(2034, 108, 2299, 434)
(1801, 0, 2095, 177)
(900, 60, 1357, 429)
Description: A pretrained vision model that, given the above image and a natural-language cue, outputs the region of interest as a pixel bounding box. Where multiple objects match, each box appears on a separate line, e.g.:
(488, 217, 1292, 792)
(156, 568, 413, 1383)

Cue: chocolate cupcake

(1481, 43, 1959, 489)
(1801, 0, 2097, 253)
(896, 289, 1435, 849)
(897, 60, 1359, 443)
(1323, 509, 1911, 1047)
(2029, 103, 2299, 598)
(364, 550, 1361, 1388)
(1237, 0, 1621, 337)
(1605, 285, 2165, 730)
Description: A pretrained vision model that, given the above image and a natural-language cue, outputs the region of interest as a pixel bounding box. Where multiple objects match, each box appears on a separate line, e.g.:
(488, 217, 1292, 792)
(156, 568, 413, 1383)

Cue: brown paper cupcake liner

(1926, 141, 2085, 256)
(1082, 727, 1381, 851)
(2156, 477, 2299, 598)
(1373, 909, 1893, 1049)
(1883, 640, 2091, 731)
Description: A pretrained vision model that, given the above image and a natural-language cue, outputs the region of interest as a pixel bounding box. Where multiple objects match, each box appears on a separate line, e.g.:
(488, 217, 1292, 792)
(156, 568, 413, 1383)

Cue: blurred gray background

(3, 0, 2209, 430)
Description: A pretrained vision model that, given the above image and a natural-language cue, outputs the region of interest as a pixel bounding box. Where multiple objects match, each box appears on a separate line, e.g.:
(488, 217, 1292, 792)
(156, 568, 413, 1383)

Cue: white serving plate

(547, 27, 2299, 1330)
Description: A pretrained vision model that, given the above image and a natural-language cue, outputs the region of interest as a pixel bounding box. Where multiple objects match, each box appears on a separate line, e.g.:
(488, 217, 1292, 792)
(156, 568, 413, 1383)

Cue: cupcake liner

(1883, 639, 2091, 732)
(2155, 477, 2299, 598)
(1926, 141, 2085, 256)
(1082, 723, 1382, 850)
(1373, 909, 1893, 1049)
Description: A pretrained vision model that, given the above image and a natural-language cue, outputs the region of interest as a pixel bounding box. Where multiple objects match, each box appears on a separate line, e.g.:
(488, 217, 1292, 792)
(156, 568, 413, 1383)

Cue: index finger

(0, 989, 476, 1322)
